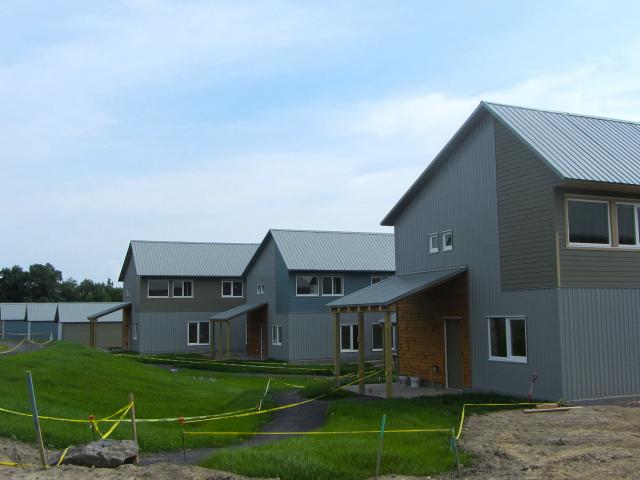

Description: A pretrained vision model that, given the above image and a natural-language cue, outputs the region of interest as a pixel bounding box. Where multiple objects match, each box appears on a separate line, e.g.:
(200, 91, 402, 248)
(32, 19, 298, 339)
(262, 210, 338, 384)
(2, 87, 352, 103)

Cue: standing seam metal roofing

(0, 304, 27, 321)
(382, 101, 640, 225)
(269, 229, 395, 272)
(26, 304, 58, 322)
(128, 241, 259, 278)
(57, 303, 123, 323)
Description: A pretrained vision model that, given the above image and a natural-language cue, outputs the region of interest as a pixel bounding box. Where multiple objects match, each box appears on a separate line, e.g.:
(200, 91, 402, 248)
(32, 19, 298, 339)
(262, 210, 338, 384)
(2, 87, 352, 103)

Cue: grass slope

(0, 342, 295, 452)
(203, 393, 521, 480)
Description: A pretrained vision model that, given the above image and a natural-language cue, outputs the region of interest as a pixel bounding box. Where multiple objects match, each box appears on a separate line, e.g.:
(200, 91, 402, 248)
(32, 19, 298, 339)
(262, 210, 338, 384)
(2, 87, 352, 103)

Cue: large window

(148, 279, 169, 297)
(187, 321, 210, 345)
(296, 276, 319, 296)
(617, 203, 640, 247)
(222, 280, 243, 297)
(271, 325, 282, 345)
(488, 317, 527, 363)
(567, 199, 610, 246)
(173, 280, 193, 297)
(372, 322, 397, 351)
(340, 324, 359, 352)
(321, 276, 343, 296)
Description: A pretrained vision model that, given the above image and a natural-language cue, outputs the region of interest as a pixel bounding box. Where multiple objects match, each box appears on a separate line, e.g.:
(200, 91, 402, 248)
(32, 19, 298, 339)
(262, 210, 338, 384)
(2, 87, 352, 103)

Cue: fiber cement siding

(62, 323, 122, 348)
(559, 288, 640, 400)
(393, 115, 563, 399)
(556, 188, 640, 287)
(495, 121, 559, 290)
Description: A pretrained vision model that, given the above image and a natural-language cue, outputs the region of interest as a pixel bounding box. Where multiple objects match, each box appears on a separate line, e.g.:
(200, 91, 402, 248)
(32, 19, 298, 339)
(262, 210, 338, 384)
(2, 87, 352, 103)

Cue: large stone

(59, 439, 138, 468)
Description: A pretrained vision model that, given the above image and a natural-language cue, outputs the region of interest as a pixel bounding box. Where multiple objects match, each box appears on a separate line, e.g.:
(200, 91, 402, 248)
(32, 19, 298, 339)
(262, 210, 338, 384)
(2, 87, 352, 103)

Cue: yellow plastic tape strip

(184, 428, 450, 436)
(454, 402, 542, 440)
(0, 406, 90, 423)
(101, 404, 133, 439)
(56, 447, 69, 467)
(0, 460, 23, 467)
(129, 354, 330, 372)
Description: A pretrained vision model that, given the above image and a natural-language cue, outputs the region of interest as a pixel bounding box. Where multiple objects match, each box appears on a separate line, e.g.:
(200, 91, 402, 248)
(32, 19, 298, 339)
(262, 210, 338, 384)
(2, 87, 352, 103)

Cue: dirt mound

(453, 405, 640, 479)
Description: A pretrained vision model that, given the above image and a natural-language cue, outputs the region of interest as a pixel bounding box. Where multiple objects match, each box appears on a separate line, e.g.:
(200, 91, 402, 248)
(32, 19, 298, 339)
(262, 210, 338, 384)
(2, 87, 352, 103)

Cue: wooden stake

(384, 310, 393, 399)
(179, 417, 187, 464)
(333, 312, 341, 387)
(226, 321, 231, 357)
(357, 312, 365, 394)
(129, 393, 138, 463)
(25, 371, 48, 468)
(374, 413, 386, 479)
(89, 415, 97, 441)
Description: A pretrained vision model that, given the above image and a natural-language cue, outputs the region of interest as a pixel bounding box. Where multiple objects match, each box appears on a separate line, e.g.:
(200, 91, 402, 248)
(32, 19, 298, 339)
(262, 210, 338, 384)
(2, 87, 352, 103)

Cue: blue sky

(2, 1, 640, 281)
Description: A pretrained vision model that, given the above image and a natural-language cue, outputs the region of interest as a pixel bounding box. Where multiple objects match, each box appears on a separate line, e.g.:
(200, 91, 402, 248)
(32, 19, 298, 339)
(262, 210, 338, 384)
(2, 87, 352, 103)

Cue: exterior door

(444, 318, 463, 389)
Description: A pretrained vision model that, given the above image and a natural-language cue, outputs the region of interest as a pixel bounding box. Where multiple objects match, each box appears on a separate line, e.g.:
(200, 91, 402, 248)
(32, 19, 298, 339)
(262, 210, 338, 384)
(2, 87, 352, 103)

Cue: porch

(328, 266, 470, 398)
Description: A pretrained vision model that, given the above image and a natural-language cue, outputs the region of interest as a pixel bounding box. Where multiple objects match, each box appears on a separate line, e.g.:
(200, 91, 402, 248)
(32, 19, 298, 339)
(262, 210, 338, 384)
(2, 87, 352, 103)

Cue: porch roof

(327, 266, 467, 310)
(209, 303, 267, 321)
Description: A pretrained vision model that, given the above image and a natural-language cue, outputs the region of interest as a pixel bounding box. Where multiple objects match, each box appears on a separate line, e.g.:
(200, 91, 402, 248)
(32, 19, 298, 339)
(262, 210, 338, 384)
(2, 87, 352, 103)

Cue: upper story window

(148, 279, 169, 297)
(442, 230, 453, 252)
(257, 283, 265, 295)
(222, 280, 243, 298)
(567, 199, 611, 246)
(488, 316, 527, 363)
(296, 275, 319, 296)
(617, 203, 640, 247)
(428, 233, 439, 254)
(321, 276, 343, 296)
(173, 280, 193, 298)
(371, 275, 387, 285)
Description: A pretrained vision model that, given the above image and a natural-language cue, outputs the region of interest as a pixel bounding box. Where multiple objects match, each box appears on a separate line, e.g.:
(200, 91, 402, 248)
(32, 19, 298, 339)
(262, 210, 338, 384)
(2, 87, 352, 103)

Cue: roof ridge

(270, 228, 394, 236)
(483, 101, 640, 126)
(131, 240, 260, 246)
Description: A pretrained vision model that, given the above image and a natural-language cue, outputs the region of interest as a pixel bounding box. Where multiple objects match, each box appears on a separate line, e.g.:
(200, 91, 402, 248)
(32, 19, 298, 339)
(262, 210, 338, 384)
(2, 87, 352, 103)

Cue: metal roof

(327, 267, 467, 308)
(269, 229, 395, 272)
(57, 303, 123, 323)
(26, 303, 58, 322)
(382, 101, 640, 225)
(87, 302, 131, 320)
(210, 303, 267, 321)
(0, 304, 27, 321)
(120, 241, 259, 280)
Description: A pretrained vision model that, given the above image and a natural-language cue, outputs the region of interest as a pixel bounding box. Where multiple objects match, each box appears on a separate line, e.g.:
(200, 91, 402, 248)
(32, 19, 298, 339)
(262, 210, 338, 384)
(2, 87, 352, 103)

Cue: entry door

(444, 318, 463, 389)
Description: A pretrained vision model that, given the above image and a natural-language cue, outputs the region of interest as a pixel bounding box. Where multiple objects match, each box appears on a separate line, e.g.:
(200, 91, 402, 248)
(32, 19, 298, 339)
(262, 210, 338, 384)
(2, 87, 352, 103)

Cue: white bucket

(410, 376, 420, 388)
(398, 375, 408, 385)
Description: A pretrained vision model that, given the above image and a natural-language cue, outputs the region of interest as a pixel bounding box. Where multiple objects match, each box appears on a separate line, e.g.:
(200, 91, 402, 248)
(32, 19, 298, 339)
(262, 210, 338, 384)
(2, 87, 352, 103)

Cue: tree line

(0, 263, 122, 303)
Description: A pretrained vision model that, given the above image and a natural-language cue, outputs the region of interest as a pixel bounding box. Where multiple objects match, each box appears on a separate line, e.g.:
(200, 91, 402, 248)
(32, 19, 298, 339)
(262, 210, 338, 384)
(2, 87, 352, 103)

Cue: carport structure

(328, 266, 469, 398)
(84, 302, 132, 348)
(209, 303, 267, 358)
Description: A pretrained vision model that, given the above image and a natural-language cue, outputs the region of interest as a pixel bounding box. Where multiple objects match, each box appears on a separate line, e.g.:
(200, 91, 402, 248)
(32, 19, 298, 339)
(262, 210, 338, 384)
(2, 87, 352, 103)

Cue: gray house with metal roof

(118, 240, 259, 354)
(211, 229, 395, 361)
(330, 102, 640, 402)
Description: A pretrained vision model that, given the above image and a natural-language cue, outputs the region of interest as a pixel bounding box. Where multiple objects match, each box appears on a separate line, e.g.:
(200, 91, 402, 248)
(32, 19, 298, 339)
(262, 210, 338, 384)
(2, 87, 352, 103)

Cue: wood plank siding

(494, 120, 560, 290)
(246, 306, 268, 358)
(397, 273, 471, 388)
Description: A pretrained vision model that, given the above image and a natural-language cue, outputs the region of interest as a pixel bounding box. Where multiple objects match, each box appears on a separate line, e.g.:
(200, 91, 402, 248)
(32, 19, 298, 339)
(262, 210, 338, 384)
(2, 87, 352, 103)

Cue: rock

(59, 440, 138, 468)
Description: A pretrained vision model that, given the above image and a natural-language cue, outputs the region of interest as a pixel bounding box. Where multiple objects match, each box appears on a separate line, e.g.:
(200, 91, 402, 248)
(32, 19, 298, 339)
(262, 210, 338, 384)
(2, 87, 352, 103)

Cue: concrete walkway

(344, 382, 462, 399)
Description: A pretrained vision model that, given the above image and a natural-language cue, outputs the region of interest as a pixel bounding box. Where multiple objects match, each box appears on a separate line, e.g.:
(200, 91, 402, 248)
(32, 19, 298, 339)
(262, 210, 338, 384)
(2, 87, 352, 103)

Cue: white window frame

(147, 279, 170, 298)
(221, 280, 244, 298)
(566, 198, 612, 248)
(340, 324, 359, 352)
(371, 322, 397, 352)
(442, 230, 453, 252)
(256, 283, 265, 295)
(428, 233, 439, 254)
(371, 275, 387, 285)
(487, 316, 527, 364)
(187, 321, 210, 346)
(321, 276, 344, 297)
(173, 279, 194, 298)
(132, 323, 138, 341)
(616, 202, 640, 248)
(124, 288, 131, 298)
(295, 275, 320, 297)
(271, 325, 282, 345)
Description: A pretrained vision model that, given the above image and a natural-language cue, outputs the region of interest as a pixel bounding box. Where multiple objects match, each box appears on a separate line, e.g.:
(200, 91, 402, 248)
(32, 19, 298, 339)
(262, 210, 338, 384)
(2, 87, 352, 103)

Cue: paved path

(140, 390, 329, 465)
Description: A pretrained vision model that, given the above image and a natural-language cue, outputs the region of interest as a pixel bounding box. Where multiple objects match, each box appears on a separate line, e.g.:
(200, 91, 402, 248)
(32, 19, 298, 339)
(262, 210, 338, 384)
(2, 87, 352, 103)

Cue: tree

(0, 266, 30, 302)
(28, 263, 62, 302)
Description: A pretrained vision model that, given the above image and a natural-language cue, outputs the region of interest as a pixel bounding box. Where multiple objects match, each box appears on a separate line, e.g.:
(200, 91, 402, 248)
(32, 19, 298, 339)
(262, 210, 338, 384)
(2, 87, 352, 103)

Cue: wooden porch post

(384, 309, 393, 398)
(210, 320, 215, 357)
(89, 319, 97, 348)
(122, 306, 131, 350)
(216, 321, 223, 356)
(333, 311, 341, 386)
(357, 311, 365, 394)
(226, 320, 231, 357)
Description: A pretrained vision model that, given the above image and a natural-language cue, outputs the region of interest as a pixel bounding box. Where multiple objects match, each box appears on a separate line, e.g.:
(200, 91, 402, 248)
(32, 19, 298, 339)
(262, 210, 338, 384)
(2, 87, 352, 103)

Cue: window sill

(222, 296, 244, 299)
(147, 295, 169, 299)
(295, 294, 320, 297)
(488, 356, 527, 364)
(187, 343, 210, 346)
(272, 343, 282, 346)
(322, 294, 344, 297)
(340, 349, 358, 353)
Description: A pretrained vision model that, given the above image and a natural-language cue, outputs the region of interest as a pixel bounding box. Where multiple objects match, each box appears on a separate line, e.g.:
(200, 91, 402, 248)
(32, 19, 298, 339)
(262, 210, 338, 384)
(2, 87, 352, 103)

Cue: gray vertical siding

(559, 288, 640, 400)
(287, 312, 386, 362)
(495, 120, 559, 290)
(393, 115, 563, 399)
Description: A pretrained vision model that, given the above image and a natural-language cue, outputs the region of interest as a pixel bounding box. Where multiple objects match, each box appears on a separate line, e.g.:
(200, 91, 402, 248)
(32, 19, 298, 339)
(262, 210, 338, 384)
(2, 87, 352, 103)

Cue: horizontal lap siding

(495, 120, 559, 290)
(559, 288, 640, 400)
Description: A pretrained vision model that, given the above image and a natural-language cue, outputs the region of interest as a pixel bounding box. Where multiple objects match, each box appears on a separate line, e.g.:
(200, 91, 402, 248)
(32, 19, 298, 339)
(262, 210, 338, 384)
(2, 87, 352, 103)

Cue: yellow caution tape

(56, 447, 69, 467)
(0, 402, 135, 424)
(454, 402, 545, 440)
(100, 403, 133, 439)
(184, 428, 449, 436)
(125, 354, 331, 372)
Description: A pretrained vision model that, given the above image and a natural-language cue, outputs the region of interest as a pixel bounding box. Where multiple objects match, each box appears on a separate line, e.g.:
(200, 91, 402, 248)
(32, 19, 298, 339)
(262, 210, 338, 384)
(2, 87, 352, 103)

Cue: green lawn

(0, 344, 7, 352)
(0, 342, 316, 452)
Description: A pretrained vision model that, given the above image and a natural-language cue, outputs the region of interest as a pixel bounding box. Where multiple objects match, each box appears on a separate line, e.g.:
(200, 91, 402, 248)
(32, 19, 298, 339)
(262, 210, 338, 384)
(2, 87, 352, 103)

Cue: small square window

(222, 281, 243, 297)
(321, 276, 343, 296)
(187, 321, 210, 345)
(428, 233, 439, 254)
(488, 316, 527, 363)
(340, 324, 359, 352)
(173, 280, 193, 297)
(257, 283, 265, 295)
(148, 279, 169, 297)
(442, 230, 453, 252)
(296, 276, 319, 296)
(271, 325, 283, 345)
